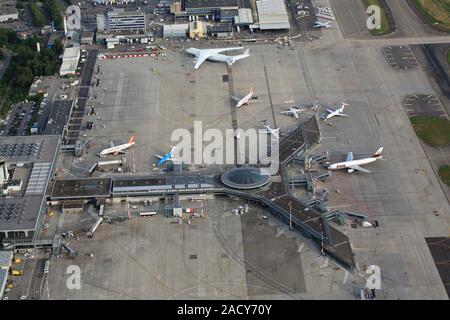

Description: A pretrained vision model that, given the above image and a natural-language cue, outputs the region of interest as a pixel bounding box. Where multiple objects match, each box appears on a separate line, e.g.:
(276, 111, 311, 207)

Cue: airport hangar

(49, 116, 355, 270)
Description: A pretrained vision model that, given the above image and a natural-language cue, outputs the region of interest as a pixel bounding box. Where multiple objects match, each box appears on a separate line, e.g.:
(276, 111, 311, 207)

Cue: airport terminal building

(0, 135, 61, 249)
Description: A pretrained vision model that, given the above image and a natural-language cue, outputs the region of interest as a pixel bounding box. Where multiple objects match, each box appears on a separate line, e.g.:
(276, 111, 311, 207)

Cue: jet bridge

(324, 210, 368, 225)
(61, 242, 78, 257)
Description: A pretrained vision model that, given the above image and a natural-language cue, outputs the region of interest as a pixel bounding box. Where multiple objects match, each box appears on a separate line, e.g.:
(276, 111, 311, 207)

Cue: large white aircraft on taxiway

(186, 47, 250, 69)
(327, 148, 384, 173)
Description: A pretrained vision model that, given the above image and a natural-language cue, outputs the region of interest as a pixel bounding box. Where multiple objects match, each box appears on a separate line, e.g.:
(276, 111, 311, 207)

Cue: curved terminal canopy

(221, 167, 271, 190)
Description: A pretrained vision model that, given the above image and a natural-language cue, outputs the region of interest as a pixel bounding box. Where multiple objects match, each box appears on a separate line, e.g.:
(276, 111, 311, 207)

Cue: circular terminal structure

(221, 167, 271, 190)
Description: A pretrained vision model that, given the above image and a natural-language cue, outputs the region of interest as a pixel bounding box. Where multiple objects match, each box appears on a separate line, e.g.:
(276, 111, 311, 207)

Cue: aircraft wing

(280, 111, 291, 114)
(231, 96, 240, 102)
(209, 47, 243, 54)
(346, 152, 353, 162)
(348, 165, 371, 173)
(194, 51, 213, 69)
(326, 109, 334, 113)
(194, 48, 244, 69)
(154, 154, 163, 159)
(337, 113, 349, 117)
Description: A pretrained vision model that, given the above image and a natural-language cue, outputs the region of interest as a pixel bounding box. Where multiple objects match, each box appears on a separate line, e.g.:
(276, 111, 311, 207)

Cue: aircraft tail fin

(128, 136, 135, 144)
(373, 147, 383, 158)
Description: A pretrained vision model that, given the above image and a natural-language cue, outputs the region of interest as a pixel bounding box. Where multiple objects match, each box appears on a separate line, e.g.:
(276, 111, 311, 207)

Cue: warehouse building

(208, 23, 233, 39)
(163, 24, 189, 38)
(183, 0, 238, 21)
(0, 135, 61, 249)
(81, 31, 94, 45)
(0, 4, 18, 23)
(255, 0, 290, 30)
(234, 8, 253, 26)
(189, 20, 206, 38)
(59, 46, 80, 76)
(220, 9, 238, 22)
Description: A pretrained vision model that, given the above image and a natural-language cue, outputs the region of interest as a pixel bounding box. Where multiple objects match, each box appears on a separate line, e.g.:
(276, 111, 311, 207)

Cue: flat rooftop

(0, 196, 44, 231)
(0, 135, 60, 232)
(107, 9, 145, 17)
(256, 0, 290, 30)
(184, 0, 238, 9)
(0, 135, 60, 164)
(51, 178, 112, 199)
(0, 250, 12, 268)
(0, 5, 17, 15)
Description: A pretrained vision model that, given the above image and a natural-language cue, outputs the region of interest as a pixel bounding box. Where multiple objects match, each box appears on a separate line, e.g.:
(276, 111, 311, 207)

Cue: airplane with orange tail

(98, 136, 135, 157)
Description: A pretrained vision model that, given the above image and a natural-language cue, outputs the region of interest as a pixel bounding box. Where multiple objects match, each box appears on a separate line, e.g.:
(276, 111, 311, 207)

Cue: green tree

(53, 39, 63, 56)
(29, 2, 45, 28)
(0, 28, 19, 48)
(42, 0, 63, 31)
(16, 67, 34, 89)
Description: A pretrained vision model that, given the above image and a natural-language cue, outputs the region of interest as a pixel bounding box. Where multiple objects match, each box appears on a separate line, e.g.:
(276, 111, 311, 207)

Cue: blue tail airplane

(154, 146, 178, 166)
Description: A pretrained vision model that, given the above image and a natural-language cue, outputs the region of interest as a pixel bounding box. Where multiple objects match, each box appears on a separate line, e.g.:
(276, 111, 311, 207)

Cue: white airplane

(232, 88, 254, 108)
(327, 147, 384, 173)
(260, 120, 280, 140)
(321, 102, 349, 120)
(98, 136, 135, 157)
(186, 47, 250, 69)
(280, 106, 305, 119)
(314, 21, 332, 29)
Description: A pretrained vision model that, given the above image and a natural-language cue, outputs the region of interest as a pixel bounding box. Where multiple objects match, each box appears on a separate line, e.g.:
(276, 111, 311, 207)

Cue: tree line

(21, 0, 64, 30)
(0, 28, 63, 116)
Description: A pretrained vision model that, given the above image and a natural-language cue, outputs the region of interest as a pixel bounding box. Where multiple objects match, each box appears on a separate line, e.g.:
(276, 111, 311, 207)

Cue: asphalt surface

(382, 45, 419, 71)
(403, 94, 448, 118)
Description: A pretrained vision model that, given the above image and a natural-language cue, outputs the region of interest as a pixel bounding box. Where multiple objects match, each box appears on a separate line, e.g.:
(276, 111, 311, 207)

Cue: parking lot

(383, 46, 419, 71)
(403, 94, 448, 118)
